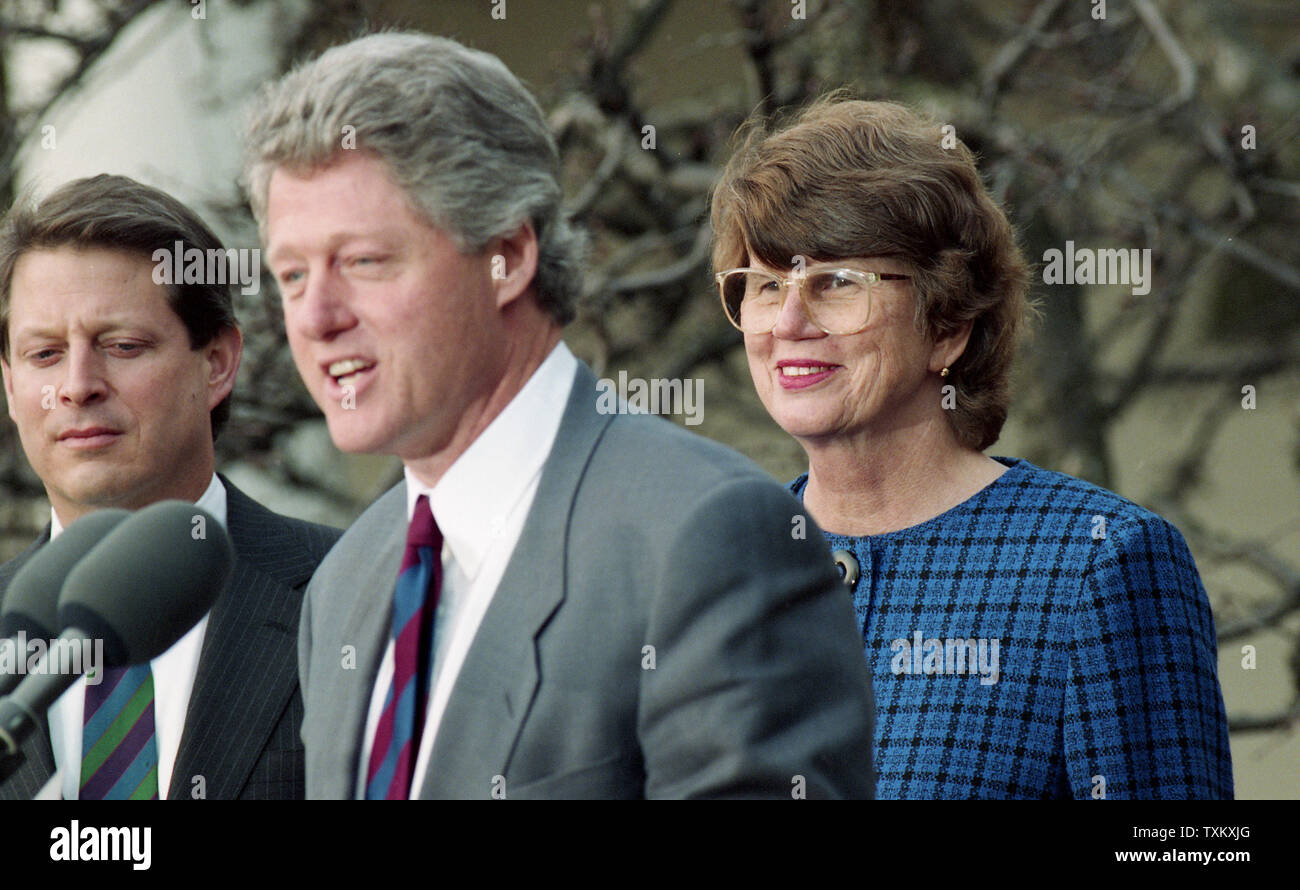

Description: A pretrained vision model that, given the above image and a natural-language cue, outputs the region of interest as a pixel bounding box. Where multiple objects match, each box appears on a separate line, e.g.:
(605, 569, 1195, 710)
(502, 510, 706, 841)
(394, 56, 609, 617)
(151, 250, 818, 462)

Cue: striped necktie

(365, 494, 443, 799)
(80, 664, 160, 799)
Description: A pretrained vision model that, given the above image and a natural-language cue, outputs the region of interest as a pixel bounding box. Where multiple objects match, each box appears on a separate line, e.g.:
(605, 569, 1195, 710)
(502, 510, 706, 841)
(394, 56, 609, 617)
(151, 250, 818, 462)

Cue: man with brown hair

(0, 174, 339, 800)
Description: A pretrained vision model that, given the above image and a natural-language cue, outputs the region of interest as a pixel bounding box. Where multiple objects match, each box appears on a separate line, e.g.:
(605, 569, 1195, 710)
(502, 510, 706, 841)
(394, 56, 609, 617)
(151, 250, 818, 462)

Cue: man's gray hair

(242, 31, 585, 324)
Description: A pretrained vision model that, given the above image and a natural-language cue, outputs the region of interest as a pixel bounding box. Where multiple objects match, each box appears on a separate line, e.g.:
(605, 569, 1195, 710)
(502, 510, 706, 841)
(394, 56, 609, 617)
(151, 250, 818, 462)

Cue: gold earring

(940, 367, 950, 378)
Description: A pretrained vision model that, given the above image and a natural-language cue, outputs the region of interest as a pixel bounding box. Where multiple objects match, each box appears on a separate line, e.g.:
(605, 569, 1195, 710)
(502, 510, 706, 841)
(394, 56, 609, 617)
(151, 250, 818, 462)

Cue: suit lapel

(0, 530, 58, 800)
(332, 490, 406, 797)
(421, 363, 611, 797)
(168, 481, 311, 799)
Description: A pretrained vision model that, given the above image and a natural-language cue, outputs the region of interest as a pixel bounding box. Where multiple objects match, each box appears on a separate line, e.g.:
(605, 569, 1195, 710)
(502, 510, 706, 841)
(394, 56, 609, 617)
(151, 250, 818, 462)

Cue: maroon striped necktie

(364, 495, 442, 799)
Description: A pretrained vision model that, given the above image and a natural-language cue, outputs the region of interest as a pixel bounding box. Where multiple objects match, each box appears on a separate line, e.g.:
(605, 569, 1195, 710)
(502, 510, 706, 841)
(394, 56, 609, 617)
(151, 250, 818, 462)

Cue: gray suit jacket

(0, 479, 340, 800)
(300, 362, 875, 798)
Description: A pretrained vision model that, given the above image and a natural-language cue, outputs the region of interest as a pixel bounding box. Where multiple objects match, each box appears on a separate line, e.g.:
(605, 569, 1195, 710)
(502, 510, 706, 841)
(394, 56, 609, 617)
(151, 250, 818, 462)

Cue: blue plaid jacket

(791, 457, 1233, 799)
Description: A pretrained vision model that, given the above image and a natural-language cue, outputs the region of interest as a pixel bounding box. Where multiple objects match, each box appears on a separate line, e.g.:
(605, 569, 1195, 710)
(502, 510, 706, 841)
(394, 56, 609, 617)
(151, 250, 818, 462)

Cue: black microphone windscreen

(57, 502, 234, 666)
(0, 509, 131, 641)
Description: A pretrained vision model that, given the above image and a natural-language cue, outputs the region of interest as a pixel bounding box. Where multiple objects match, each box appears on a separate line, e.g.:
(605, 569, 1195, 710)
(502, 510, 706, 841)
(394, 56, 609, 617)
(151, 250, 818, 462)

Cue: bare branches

(1096, 350, 1300, 388)
(566, 120, 628, 220)
(604, 223, 712, 298)
(1130, 0, 1197, 112)
(979, 0, 1066, 106)
(601, 0, 675, 91)
(1174, 209, 1300, 293)
(0, 0, 161, 200)
(0, 21, 102, 53)
(1229, 700, 1300, 734)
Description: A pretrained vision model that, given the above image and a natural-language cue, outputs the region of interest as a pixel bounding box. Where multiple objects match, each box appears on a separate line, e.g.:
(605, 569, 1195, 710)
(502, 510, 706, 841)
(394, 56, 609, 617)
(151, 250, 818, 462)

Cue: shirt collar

(403, 341, 577, 579)
(49, 473, 228, 540)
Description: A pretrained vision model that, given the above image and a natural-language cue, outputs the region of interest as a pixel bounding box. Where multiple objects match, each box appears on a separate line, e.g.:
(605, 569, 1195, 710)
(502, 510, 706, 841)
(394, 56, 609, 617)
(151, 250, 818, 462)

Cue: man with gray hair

(245, 31, 875, 799)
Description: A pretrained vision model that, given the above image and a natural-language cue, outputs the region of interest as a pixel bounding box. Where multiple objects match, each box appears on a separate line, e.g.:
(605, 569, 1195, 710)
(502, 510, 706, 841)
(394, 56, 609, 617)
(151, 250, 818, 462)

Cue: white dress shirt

(356, 341, 577, 798)
(47, 473, 227, 800)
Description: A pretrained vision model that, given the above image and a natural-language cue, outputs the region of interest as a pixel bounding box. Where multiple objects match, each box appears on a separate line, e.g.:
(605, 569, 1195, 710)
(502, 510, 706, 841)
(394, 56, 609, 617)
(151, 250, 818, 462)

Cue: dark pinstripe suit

(0, 478, 340, 800)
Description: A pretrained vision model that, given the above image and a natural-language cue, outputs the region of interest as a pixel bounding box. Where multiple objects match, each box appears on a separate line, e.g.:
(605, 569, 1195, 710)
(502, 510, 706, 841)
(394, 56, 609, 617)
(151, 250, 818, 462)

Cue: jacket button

(831, 549, 860, 589)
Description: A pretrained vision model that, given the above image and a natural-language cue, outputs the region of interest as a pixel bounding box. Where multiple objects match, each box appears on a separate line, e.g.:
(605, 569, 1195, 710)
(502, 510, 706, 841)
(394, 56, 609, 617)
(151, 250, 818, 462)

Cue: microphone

(0, 510, 131, 696)
(0, 501, 233, 766)
(59, 501, 233, 667)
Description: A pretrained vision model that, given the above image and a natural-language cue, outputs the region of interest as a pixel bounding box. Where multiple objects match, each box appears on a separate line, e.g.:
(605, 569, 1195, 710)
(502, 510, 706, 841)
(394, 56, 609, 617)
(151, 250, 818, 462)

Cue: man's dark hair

(0, 174, 240, 439)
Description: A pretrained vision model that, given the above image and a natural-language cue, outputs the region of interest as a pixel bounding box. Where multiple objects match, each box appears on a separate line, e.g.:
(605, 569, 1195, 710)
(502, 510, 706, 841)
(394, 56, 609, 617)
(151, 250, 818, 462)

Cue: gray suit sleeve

(637, 477, 875, 799)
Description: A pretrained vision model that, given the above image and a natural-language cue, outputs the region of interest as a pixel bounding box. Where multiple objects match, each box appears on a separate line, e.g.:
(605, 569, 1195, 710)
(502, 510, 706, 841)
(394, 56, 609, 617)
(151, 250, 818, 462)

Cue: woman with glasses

(709, 96, 1232, 799)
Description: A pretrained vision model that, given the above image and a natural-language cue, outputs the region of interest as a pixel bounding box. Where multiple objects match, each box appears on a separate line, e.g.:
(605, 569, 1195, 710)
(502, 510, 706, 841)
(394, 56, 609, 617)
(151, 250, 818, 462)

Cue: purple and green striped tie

(80, 663, 160, 800)
(365, 495, 442, 799)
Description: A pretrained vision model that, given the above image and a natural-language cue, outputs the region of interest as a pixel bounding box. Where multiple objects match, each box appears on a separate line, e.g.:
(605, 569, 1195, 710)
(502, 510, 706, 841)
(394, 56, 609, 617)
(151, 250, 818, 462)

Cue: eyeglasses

(716, 266, 911, 335)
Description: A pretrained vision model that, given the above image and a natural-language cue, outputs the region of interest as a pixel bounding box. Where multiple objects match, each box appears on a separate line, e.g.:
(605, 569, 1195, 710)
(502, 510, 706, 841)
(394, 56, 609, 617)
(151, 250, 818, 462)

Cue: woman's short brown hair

(710, 95, 1032, 451)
